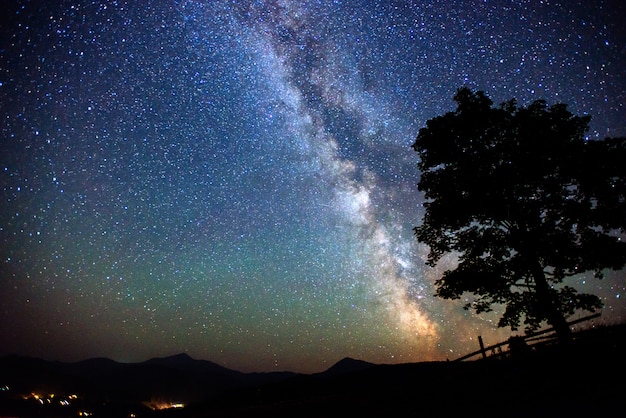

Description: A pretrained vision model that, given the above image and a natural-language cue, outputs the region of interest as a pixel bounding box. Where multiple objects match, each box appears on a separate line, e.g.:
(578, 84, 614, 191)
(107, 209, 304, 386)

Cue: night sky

(1, 0, 625, 374)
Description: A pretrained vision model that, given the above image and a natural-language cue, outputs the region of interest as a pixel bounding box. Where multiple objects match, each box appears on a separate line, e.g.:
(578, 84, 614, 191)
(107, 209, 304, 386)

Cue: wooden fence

(454, 312, 602, 362)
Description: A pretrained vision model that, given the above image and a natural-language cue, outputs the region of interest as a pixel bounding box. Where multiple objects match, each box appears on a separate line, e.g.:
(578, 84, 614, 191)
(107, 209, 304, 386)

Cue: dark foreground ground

(2, 323, 625, 417)
(197, 324, 626, 418)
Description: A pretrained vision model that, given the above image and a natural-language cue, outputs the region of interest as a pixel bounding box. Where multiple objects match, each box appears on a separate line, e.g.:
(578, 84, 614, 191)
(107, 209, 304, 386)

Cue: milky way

(1, 0, 625, 373)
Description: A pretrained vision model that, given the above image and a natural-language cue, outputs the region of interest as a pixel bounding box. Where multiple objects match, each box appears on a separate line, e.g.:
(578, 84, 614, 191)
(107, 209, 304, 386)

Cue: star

(1, 0, 624, 373)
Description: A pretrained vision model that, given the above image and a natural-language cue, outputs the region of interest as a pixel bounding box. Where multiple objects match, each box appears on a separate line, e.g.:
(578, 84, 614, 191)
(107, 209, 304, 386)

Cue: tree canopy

(413, 87, 626, 341)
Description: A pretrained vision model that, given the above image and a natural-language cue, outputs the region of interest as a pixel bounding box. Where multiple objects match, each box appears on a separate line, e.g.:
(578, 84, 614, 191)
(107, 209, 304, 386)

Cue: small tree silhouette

(413, 87, 626, 343)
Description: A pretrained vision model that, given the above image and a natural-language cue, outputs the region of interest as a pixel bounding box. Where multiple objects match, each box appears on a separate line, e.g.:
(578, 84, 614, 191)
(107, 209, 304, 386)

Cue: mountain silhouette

(142, 353, 239, 375)
(1, 324, 625, 417)
(318, 357, 374, 376)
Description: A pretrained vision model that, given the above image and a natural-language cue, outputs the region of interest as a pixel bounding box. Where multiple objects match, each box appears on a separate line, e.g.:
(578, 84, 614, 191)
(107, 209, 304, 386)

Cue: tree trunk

(533, 266, 573, 344)
(547, 306, 573, 344)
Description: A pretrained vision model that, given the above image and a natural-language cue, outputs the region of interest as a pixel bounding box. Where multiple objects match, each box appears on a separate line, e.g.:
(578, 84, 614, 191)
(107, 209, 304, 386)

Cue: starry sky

(1, 0, 625, 374)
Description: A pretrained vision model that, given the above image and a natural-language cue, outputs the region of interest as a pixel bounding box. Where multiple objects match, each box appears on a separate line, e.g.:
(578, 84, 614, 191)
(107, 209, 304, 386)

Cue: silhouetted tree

(413, 87, 626, 342)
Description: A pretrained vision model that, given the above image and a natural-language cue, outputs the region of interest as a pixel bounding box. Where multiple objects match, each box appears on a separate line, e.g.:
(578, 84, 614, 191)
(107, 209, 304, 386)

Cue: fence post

(478, 336, 487, 359)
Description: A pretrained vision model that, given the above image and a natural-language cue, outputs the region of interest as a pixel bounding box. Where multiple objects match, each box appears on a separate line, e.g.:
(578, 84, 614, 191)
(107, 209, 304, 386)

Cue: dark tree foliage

(413, 87, 626, 341)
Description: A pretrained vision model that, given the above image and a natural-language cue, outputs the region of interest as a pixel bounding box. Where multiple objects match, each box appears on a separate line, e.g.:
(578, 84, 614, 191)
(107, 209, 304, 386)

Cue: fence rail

(454, 312, 601, 362)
